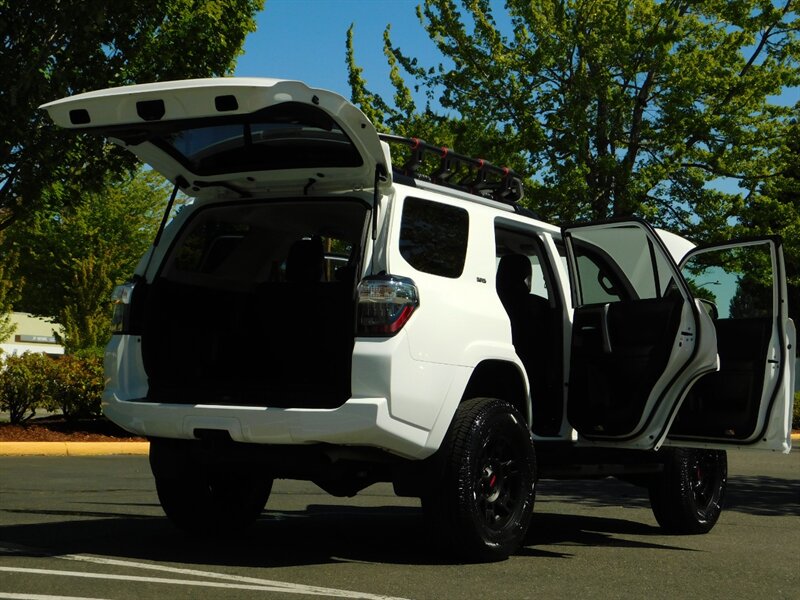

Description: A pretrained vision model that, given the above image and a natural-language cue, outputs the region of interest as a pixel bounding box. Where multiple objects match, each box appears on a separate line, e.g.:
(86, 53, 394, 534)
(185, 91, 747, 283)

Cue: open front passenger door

(663, 238, 795, 452)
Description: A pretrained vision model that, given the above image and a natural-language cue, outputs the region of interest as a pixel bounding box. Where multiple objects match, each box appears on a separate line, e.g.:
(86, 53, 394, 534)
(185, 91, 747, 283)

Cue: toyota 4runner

(42, 78, 796, 562)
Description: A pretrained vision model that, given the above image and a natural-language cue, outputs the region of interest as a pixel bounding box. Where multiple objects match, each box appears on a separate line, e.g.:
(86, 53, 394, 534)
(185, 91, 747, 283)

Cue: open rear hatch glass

(40, 78, 391, 196)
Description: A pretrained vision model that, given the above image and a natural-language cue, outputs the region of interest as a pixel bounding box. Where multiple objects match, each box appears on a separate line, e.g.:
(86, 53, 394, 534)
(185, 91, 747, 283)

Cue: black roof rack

(378, 133, 524, 206)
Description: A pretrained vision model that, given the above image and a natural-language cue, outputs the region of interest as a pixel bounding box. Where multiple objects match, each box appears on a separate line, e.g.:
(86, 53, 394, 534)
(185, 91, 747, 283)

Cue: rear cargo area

(139, 198, 369, 409)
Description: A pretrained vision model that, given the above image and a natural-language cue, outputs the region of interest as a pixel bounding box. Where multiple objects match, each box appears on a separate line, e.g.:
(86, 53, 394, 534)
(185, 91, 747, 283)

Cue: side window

(567, 225, 674, 306)
(399, 197, 469, 278)
(320, 237, 355, 283)
(574, 251, 625, 305)
(494, 224, 555, 303)
(681, 242, 774, 320)
(529, 253, 550, 299)
(173, 221, 251, 275)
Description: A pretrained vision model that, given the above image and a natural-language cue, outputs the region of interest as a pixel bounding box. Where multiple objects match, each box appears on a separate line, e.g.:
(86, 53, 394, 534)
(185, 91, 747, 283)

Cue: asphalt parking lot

(0, 450, 798, 599)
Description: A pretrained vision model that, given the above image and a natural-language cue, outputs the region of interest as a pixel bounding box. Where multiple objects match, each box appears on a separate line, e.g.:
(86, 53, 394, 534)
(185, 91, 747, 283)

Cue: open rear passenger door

(663, 238, 795, 452)
(562, 219, 719, 450)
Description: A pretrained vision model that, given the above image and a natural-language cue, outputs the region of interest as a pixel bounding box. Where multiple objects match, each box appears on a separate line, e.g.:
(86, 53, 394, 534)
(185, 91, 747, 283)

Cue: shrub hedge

(2, 352, 798, 429)
(0, 352, 104, 424)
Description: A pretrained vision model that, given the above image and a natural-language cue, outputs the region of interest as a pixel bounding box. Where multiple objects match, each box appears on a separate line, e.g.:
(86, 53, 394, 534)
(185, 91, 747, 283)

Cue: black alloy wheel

(423, 397, 537, 562)
(649, 447, 727, 534)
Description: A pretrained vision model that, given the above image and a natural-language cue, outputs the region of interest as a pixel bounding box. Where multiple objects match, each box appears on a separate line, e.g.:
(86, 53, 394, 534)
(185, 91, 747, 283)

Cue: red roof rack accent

(378, 133, 524, 204)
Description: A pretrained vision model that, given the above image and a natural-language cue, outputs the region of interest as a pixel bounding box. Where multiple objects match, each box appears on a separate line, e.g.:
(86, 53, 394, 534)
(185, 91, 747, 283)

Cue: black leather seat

(496, 254, 557, 425)
(286, 237, 324, 282)
(496, 254, 534, 358)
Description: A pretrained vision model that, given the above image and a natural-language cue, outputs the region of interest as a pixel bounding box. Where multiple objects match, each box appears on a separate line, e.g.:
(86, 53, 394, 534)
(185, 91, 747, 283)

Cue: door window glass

(681, 242, 774, 319)
(568, 224, 674, 306)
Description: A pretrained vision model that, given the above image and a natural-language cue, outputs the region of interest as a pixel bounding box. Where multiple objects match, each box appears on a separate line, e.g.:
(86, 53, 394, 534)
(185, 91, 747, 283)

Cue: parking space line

(0, 594, 110, 600)
(0, 541, 409, 600)
(63, 554, 407, 599)
(0, 567, 295, 593)
(0, 565, 408, 600)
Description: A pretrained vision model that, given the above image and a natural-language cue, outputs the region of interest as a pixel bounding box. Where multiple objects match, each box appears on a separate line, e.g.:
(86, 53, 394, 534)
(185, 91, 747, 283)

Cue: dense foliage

(0, 353, 55, 424)
(347, 0, 799, 322)
(47, 354, 105, 420)
(356, 0, 798, 221)
(0, 352, 104, 424)
(3, 170, 174, 353)
(0, 0, 264, 229)
(0, 232, 19, 342)
(795, 391, 800, 429)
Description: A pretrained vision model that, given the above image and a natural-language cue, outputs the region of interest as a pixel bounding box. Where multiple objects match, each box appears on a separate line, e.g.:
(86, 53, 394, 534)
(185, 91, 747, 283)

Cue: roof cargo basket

(378, 133, 524, 206)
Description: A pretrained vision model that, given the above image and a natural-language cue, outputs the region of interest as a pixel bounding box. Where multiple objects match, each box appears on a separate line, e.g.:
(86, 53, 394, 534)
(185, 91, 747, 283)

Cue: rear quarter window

(399, 197, 469, 278)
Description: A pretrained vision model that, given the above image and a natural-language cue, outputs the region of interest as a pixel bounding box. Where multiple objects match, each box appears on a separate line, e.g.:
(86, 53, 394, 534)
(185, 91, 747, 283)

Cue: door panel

(568, 297, 683, 437)
(670, 318, 771, 439)
(563, 219, 717, 449)
(665, 238, 794, 451)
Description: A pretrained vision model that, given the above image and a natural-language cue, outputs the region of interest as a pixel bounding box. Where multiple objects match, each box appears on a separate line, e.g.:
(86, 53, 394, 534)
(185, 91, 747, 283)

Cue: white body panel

(48, 77, 788, 461)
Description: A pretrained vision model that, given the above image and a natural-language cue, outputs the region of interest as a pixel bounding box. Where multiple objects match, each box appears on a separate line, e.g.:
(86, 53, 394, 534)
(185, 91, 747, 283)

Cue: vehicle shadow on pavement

(523, 512, 692, 555)
(536, 473, 800, 517)
(536, 477, 652, 509)
(1, 473, 795, 567)
(723, 475, 800, 517)
(2, 503, 688, 567)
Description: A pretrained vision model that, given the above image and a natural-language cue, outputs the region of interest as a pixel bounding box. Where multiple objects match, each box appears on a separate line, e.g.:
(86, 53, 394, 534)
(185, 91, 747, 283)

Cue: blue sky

(235, 0, 437, 103)
(235, 0, 799, 109)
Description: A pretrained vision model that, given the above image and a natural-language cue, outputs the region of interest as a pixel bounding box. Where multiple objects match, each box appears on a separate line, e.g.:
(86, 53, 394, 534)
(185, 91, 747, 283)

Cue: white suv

(43, 78, 796, 561)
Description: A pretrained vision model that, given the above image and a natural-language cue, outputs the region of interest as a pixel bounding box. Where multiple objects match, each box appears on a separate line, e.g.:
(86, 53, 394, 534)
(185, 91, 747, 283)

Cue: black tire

(151, 444, 272, 536)
(422, 398, 537, 562)
(649, 447, 727, 534)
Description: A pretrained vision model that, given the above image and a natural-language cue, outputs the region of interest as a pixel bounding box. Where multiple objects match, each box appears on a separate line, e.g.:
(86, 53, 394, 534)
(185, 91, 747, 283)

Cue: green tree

(734, 119, 800, 324)
(5, 169, 172, 353)
(0, 0, 264, 230)
(0, 232, 20, 343)
(349, 0, 798, 230)
(347, 23, 528, 176)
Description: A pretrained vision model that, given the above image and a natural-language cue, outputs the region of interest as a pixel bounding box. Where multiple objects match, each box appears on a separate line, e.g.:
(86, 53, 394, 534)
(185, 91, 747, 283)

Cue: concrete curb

(0, 441, 150, 456)
(0, 435, 798, 457)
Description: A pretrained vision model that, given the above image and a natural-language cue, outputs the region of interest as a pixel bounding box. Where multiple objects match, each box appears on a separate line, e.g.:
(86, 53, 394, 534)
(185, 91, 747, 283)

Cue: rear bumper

(104, 332, 465, 461)
(103, 393, 434, 460)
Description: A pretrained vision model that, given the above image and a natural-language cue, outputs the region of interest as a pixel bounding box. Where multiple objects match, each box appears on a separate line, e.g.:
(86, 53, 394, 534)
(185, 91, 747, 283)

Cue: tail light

(357, 275, 419, 336)
(110, 282, 136, 334)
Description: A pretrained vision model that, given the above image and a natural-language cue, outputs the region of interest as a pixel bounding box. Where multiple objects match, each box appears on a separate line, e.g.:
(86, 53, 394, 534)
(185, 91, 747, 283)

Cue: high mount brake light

(357, 275, 419, 336)
(111, 282, 136, 334)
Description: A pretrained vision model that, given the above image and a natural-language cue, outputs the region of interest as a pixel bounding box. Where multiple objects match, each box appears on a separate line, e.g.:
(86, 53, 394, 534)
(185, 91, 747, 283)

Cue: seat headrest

(496, 254, 532, 296)
(286, 237, 324, 282)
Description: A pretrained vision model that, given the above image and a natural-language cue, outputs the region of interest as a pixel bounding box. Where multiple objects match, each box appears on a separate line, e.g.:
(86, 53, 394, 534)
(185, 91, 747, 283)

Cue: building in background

(0, 312, 64, 357)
